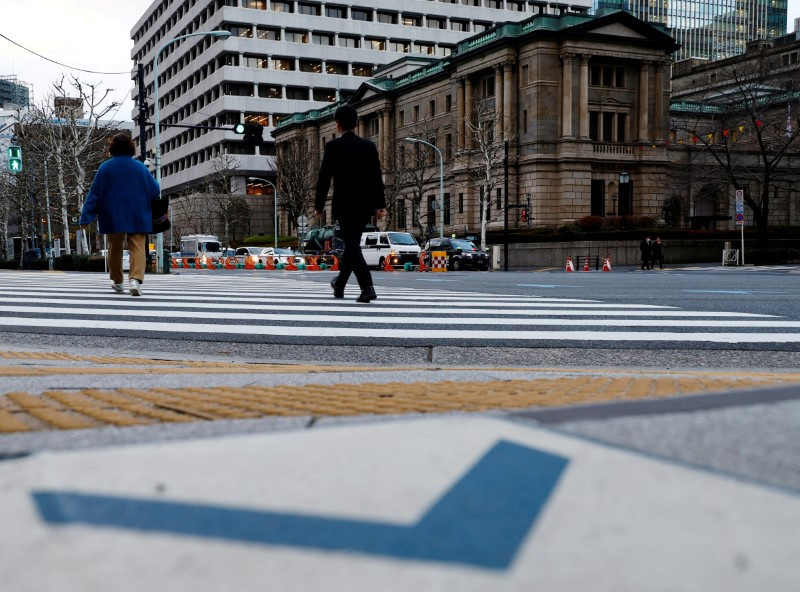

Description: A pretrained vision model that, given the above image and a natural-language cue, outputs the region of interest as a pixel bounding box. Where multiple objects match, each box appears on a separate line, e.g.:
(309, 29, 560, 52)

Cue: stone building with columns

(274, 10, 679, 239)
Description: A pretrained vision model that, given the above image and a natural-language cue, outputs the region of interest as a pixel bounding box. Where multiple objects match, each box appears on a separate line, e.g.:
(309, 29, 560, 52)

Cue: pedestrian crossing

(0, 271, 798, 345)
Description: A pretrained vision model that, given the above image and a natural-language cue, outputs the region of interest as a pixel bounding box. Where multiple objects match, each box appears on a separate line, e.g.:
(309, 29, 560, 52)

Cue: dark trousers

(335, 221, 372, 290)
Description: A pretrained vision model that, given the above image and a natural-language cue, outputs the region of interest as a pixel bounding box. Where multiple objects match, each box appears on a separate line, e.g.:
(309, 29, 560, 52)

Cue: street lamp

(152, 29, 231, 273)
(404, 137, 444, 239)
(248, 177, 279, 248)
(611, 192, 618, 216)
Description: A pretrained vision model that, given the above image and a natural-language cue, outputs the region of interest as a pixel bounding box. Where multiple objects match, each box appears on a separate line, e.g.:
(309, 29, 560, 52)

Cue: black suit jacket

(315, 131, 385, 224)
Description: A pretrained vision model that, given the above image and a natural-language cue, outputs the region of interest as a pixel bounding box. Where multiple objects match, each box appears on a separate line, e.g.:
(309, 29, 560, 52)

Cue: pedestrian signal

(520, 208, 528, 223)
(7, 145, 22, 173)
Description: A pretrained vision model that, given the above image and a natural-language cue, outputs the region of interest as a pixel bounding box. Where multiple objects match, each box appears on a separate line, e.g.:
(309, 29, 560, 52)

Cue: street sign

(736, 213, 744, 223)
(735, 202, 744, 214)
(735, 189, 744, 200)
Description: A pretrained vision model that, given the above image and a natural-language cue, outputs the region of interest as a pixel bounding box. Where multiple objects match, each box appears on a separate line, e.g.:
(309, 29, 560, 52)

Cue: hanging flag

(722, 129, 729, 137)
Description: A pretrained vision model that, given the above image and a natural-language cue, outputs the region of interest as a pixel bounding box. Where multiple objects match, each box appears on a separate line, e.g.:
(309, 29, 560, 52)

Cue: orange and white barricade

(418, 251, 430, 272)
(583, 257, 590, 272)
(565, 257, 575, 272)
(603, 256, 612, 272)
(431, 251, 448, 272)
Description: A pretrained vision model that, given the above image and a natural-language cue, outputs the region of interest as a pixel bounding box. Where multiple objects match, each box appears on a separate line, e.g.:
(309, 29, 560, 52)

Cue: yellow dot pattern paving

(2, 366, 800, 433)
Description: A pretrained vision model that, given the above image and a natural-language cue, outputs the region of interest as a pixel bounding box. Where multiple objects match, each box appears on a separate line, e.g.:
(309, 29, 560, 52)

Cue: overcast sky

(3, 0, 152, 121)
(3, 0, 800, 124)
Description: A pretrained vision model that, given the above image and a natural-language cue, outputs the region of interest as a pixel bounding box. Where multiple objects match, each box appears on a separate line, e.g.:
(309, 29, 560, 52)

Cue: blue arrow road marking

(32, 440, 568, 570)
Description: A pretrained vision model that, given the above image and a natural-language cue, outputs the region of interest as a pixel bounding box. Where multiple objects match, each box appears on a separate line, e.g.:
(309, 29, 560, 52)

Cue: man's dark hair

(334, 105, 358, 131)
(108, 133, 136, 157)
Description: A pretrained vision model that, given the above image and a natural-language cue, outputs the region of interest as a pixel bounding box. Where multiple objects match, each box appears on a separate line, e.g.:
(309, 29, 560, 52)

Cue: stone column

(503, 61, 514, 141)
(464, 76, 473, 149)
(457, 78, 465, 151)
(561, 52, 574, 138)
(494, 64, 504, 139)
(579, 54, 591, 139)
(653, 61, 664, 142)
(381, 108, 391, 157)
(638, 60, 650, 142)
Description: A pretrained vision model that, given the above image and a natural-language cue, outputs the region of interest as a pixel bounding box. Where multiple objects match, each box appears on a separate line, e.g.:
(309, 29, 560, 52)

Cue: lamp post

(404, 137, 444, 239)
(618, 171, 630, 227)
(152, 29, 231, 273)
(611, 193, 618, 216)
(248, 177, 279, 248)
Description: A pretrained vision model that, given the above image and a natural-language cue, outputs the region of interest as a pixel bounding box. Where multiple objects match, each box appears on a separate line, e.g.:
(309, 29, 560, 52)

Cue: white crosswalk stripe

(0, 271, 798, 345)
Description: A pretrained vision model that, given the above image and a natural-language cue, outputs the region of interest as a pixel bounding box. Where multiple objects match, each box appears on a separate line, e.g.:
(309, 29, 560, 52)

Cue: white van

(179, 234, 224, 265)
(360, 231, 421, 269)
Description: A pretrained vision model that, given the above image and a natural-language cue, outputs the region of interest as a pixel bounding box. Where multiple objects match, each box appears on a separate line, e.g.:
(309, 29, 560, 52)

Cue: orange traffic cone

(583, 257, 590, 272)
(603, 256, 612, 272)
(565, 257, 575, 272)
(418, 251, 430, 272)
(330, 254, 340, 271)
(383, 255, 394, 272)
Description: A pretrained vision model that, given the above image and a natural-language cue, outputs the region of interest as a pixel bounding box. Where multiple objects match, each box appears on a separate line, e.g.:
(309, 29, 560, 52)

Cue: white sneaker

(129, 279, 142, 296)
(111, 282, 124, 293)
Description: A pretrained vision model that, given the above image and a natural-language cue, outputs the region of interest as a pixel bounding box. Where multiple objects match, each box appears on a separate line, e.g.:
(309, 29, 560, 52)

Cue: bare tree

(275, 135, 317, 233)
(209, 153, 249, 245)
(457, 98, 508, 249)
(670, 54, 800, 245)
(393, 119, 441, 240)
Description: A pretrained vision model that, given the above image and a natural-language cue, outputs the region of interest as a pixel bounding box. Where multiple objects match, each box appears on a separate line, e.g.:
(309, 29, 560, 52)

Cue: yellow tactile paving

(1, 372, 799, 433)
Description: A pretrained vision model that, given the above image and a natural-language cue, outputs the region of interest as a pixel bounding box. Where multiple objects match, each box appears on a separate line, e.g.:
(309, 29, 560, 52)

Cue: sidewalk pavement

(1, 349, 799, 591)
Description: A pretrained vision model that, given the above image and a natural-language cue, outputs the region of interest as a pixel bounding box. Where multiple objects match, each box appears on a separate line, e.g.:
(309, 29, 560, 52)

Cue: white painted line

(0, 306, 791, 328)
(1, 317, 799, 343)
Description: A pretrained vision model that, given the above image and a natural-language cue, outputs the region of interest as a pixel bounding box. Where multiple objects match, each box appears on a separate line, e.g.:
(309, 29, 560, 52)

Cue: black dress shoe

(355, 286, 377, 303)
(330, 277, 344, 299)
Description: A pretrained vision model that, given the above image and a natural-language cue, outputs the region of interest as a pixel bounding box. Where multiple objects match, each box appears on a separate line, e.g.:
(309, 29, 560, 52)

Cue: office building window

(271, 1, 293, 12)
(245, 113, 270, 126)
(402, 14, 422, 26)
(243, 55, 268, 69)
(416, 42, 434, 55)
(427, 16, 445, 29)
(438, 45, 453, 56)
(273, 58, 295, 70)
(352, 64, 373, 77)
(312, 32, 334, 45)
(326, 61, 348, 74)
(451, 19, 469, 31)
(390, 40, 410, 53)
(286, 86, 308, 100)
(590, 65, 626, 88)
(367, 38, 386, 51)
(300, 59, 322, 73)
(352, 8, 371, 21)
(377, 11, 397, 23)
(286, 30, 308, 43)
(339, 35, 360, 48)
(258, 85, 282, 98)
(445, 94, 452, 111)
(298, 2, 320, 15)
(326, 5, 345, 17)
(313, 88, 337, 102)
(458, 193, 464, 214)
(257, 27, 280, 40)
(429, 99, 436, 116)
(224, 83, 254, 96)
(245, 0, 267, 8)
(228, 25, 253, 38)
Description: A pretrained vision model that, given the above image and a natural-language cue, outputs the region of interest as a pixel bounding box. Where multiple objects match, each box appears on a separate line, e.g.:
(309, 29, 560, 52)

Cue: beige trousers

(107, 233, 147, 284)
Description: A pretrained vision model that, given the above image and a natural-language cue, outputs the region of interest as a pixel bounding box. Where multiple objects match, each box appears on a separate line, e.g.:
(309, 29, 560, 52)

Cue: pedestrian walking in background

(652, 236, 664, 269)
(639, 235, 653, 270)
(314, 105, 386, 303)
(80, 133, 161, 296)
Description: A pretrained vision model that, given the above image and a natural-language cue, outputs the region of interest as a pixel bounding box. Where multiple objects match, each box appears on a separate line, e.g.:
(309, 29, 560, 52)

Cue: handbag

(152, 196, 171, 233)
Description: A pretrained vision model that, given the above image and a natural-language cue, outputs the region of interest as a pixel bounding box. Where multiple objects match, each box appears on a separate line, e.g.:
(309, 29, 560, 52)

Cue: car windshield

(388, 233, 418, 246)
(274, 248, 293, 255)
(451, 239, 478, 251)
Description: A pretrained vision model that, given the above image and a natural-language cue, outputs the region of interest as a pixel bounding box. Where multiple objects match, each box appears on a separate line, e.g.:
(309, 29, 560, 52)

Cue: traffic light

(520, 208, 528, 224)
(7, 145, 22, 174)
(234, 123, 264, 147)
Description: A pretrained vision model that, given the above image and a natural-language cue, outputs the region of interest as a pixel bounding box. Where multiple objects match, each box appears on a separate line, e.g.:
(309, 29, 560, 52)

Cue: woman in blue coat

(80, 134, 160, 296)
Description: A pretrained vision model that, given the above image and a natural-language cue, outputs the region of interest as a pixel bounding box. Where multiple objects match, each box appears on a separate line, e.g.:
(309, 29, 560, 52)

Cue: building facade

(129, 0, 592, 241)
(274, 10, 679, 240)
(594, 0, 788, 61)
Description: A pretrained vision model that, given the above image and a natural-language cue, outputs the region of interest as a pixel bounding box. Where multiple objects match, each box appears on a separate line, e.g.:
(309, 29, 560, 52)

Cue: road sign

(735, 202, 744, 214)
(736, 213, 744, 223)
(735, 189, 744, 200)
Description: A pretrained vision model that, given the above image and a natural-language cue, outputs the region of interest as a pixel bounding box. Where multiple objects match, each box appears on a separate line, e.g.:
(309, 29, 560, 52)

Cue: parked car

(360, 231, 421, 269)
(235, 246, 269, 266)
(259, 247, 306, 266)
(423, 238, 489, 271)
(99, 249, 130, 271)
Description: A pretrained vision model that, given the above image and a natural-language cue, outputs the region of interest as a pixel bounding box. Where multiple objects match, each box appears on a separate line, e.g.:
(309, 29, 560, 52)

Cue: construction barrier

(583, 257, 590, 272)
(603, 255, 612, 272)
(418, 251, 430, 272)
(383, 255, 394, 272)
(565, 257, 575, 272)
(224, 257, 237, 269)
(431, 250, 447, 272)
(329, 254, 339, 271)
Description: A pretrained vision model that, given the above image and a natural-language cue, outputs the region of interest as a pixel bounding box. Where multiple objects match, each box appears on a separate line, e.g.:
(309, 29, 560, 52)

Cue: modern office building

(0, 76, 30, 110)
(129, 0, 592, 239)
(594, 0, 788, 61)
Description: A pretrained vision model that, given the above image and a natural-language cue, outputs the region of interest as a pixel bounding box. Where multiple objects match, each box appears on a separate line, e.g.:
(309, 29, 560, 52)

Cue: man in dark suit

(314, 105, 386, 303)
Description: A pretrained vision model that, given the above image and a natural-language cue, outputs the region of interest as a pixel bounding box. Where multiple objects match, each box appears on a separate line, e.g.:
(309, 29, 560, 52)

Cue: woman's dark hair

(108, 133, 136, 157)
